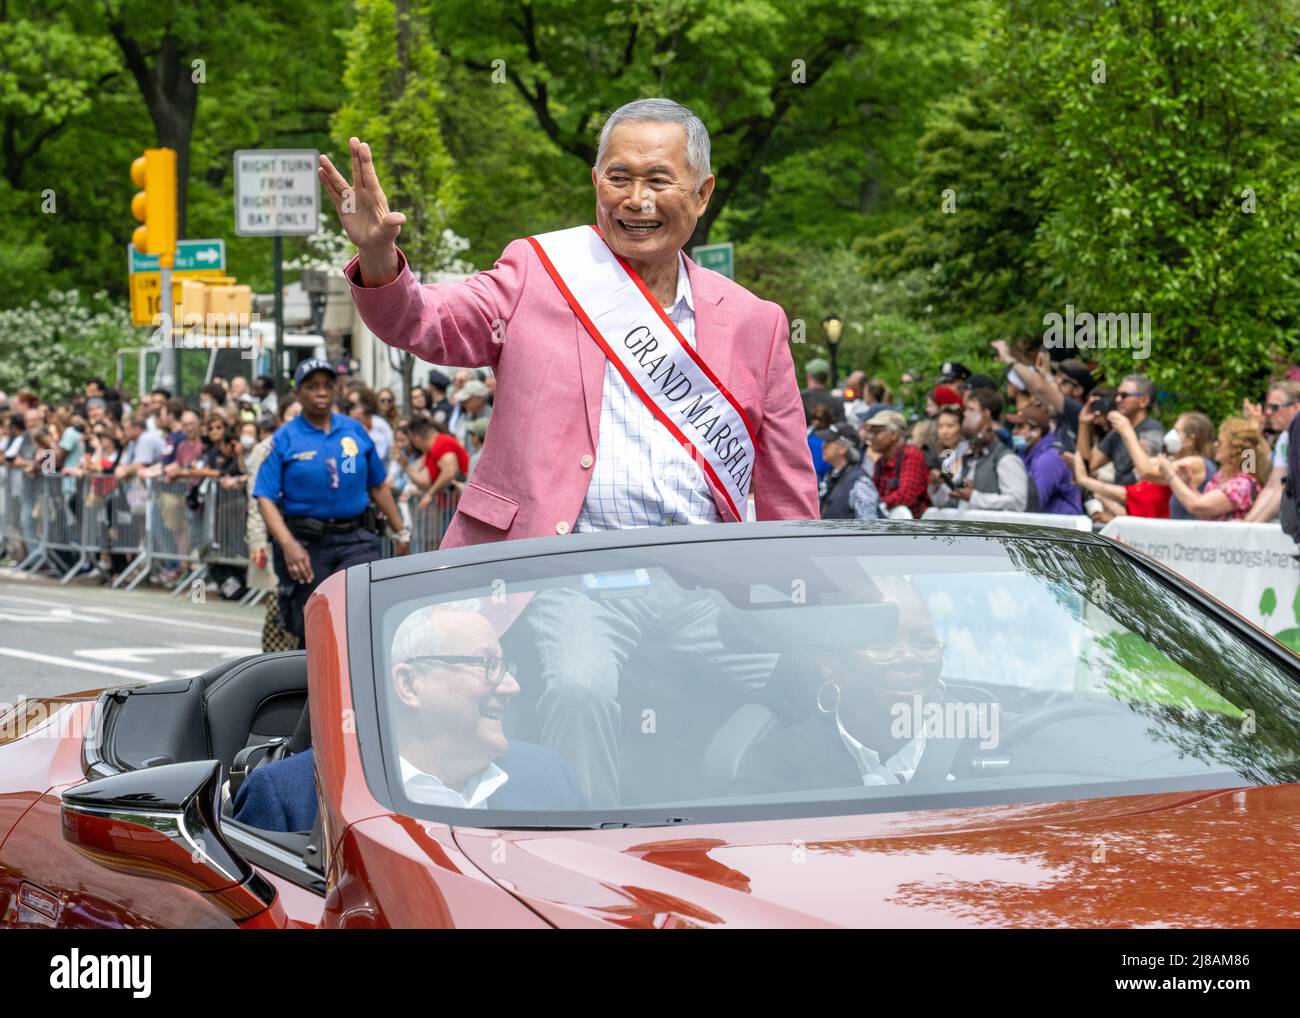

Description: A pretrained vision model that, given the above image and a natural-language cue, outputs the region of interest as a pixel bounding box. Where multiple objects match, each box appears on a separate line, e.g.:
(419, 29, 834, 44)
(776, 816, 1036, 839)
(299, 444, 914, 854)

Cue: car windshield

(366, 531, 1300, 828)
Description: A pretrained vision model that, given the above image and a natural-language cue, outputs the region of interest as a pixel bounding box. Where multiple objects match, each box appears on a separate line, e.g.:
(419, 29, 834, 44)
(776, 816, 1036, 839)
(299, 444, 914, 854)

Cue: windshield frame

(349, 525, 1300, 831)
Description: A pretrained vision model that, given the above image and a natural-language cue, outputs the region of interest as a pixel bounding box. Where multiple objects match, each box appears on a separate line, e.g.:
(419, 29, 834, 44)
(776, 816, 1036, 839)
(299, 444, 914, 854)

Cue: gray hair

(390, 600, 482, 665)
(1268, 379, 1300, 404)
(596, 98, 712, 188)
(1124, 374, 1154, 399)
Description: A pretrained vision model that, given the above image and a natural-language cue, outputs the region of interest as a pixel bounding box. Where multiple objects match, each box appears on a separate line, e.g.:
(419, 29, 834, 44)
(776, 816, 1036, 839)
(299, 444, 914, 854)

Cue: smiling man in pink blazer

(321, 99, 817, 807)
(320, 98, 817, 551)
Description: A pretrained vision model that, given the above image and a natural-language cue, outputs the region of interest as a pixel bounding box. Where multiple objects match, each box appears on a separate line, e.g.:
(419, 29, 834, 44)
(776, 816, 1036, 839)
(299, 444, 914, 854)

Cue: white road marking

(0, 592, 260, 637)
(0, 646, 166, 683)
(74, 645, 256, 665)
(0, 606, 110, 624)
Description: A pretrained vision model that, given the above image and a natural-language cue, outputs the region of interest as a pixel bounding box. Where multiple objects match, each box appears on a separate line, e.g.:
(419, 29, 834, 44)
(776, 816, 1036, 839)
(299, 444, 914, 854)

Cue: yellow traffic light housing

(130, 148, 177, 261)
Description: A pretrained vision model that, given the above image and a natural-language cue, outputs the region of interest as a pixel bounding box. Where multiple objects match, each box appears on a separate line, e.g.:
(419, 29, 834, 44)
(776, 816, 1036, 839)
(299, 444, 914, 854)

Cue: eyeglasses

(404, 655, 517, 685)
(1265, 401, 1298, 412)
(860, 638, 944, 664)
(1115, 391, 1143, 400)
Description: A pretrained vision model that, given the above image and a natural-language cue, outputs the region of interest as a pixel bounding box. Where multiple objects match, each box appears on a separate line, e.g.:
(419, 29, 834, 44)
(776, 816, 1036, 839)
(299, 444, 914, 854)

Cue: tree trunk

(105, 19, 200, 238)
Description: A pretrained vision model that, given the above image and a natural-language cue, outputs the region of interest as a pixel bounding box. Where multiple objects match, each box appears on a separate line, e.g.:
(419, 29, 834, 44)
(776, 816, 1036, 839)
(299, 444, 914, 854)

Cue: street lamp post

(822, 314, 844, 388)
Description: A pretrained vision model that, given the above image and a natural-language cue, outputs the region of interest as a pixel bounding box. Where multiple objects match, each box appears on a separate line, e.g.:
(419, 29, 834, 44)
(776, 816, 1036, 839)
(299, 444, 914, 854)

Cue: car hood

(453, 784, 1300, 928)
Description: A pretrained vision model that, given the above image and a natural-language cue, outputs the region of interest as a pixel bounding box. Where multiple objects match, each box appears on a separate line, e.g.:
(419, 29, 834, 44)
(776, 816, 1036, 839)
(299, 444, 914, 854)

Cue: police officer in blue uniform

(254, 358, 410, 639)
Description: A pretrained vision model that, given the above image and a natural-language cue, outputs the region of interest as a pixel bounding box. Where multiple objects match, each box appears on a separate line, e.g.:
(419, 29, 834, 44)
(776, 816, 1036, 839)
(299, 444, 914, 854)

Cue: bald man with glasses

(232, 603, 584, 833)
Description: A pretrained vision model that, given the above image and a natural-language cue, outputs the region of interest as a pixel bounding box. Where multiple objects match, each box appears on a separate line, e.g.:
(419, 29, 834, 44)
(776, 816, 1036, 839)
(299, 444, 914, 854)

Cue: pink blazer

(345, 233, 818, 548)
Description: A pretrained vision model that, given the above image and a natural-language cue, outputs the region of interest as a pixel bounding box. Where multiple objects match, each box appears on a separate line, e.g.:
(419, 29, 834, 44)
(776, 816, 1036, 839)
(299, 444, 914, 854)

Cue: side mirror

(61, 759, 280, 924)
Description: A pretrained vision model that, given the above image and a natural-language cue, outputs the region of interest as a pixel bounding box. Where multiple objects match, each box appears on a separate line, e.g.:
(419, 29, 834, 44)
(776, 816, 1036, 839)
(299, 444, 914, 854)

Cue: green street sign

(128, 239, 226, 275)
(691, 241, 734, 280)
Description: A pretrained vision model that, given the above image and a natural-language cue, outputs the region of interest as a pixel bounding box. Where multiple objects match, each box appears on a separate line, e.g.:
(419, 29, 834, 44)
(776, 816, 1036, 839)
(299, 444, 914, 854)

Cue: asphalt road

(0, 569, 264, 706)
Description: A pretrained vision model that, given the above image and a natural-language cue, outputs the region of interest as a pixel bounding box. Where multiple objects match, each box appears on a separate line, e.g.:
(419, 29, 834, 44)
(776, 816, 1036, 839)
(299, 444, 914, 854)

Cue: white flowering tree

(0, 290, 135, 402)
(284, 213, 474, 278)
(283, 213, 357, 275)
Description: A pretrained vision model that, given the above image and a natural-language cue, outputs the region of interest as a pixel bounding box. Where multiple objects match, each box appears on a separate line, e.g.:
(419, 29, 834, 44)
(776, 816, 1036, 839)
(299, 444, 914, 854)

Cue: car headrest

(204, 651, 308, 771)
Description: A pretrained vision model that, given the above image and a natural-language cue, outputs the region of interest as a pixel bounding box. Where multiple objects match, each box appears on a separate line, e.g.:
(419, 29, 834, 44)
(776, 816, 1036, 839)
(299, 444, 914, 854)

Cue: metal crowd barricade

(0, 466, 11, 549)
(2, 464, 456, 596)
(7, 468, 45, 573)
(409, 492, 459, 554)
(205, 482, 251, 600)
(1, 467, 65, 577)
(145, 477, 210, 597)
(38, 472, 88, 582)
(108, 476, 151, 588)
(207, 483, 249, 563)
(56, 471, 149, 590)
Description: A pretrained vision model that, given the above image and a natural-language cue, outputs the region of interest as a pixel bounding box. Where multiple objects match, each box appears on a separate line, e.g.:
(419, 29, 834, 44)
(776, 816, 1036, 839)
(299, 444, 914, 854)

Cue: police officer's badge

(340, 436, 359, 458)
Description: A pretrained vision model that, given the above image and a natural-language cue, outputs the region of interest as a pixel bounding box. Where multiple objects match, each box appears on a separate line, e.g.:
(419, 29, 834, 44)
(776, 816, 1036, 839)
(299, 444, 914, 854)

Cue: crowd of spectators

(0, 367, 495, 589)
(804, 342, 1290, 527)
(5, 341, 1294, 589)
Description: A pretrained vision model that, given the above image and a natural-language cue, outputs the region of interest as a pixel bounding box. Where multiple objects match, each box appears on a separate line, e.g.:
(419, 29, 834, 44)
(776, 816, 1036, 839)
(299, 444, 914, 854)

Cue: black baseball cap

(938, 361, 971, 382)
(814, 421, 860, 446)
(294, 357, 337, 388)
(966, 373, 997, 391)
(1057, 359, 1096, 393)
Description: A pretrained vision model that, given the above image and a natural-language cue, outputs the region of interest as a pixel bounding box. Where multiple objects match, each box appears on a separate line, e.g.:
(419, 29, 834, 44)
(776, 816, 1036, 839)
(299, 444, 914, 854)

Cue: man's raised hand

(318, 137, 406, 286)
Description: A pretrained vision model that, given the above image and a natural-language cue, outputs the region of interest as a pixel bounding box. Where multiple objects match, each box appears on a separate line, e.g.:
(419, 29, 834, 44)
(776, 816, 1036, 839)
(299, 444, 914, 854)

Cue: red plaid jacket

(873, 442, 930, 517)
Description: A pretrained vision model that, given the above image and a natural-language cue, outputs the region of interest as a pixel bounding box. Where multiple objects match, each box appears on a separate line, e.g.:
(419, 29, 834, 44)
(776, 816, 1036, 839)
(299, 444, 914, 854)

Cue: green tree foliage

(431, 0, 972, 252)
(0, 0, 350, 309)
(5, 0, 1300, 421)
(742, 237, 986, 399)
(869, 0, 1300, 419)
(997, 0, 1300, 418)
(0, 3, 121, 295)
(334, 0, 467, 411)
(869, 86, 1048, 344)
(335, 0, 462, 277)
(0, 1, 350, 392)
(436, 57, 591, 268)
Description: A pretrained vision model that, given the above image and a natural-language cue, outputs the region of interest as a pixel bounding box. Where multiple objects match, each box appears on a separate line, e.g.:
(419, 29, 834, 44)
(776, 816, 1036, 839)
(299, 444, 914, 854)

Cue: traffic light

(130, 148, 177, 261)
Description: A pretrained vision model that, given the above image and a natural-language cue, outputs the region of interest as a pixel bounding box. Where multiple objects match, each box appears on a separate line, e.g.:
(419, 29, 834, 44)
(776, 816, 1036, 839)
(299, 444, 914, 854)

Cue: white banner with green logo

(1100, 518, 1300, 650)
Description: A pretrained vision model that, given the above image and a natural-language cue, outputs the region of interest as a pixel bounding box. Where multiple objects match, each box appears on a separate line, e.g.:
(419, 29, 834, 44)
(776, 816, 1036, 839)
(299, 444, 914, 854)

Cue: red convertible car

(2, 519, 1299, 928)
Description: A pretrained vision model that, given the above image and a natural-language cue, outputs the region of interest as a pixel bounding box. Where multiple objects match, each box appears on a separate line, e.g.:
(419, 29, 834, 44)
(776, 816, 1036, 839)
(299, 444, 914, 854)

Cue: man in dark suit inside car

(233, 603, 585, 832)
(729, 578, 986, 795)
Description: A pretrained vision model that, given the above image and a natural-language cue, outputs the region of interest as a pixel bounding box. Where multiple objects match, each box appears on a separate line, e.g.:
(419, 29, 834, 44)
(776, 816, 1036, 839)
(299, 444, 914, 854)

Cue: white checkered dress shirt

(574, 252, 721, 531)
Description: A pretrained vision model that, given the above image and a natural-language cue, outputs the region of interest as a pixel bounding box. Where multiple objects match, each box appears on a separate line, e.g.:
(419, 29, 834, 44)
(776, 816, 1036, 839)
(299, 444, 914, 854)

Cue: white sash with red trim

(526, 225, 756, 522)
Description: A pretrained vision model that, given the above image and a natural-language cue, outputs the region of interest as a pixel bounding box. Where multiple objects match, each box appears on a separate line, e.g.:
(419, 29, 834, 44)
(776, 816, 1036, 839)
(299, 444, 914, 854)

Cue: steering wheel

(997, 697, 1137, 751)
(953, 697, 1137, 775)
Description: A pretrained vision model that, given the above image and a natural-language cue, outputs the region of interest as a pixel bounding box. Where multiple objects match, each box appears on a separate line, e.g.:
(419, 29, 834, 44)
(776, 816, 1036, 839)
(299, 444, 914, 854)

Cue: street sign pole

(273, 235, 285, 396)
(159, 256, 176, 393)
